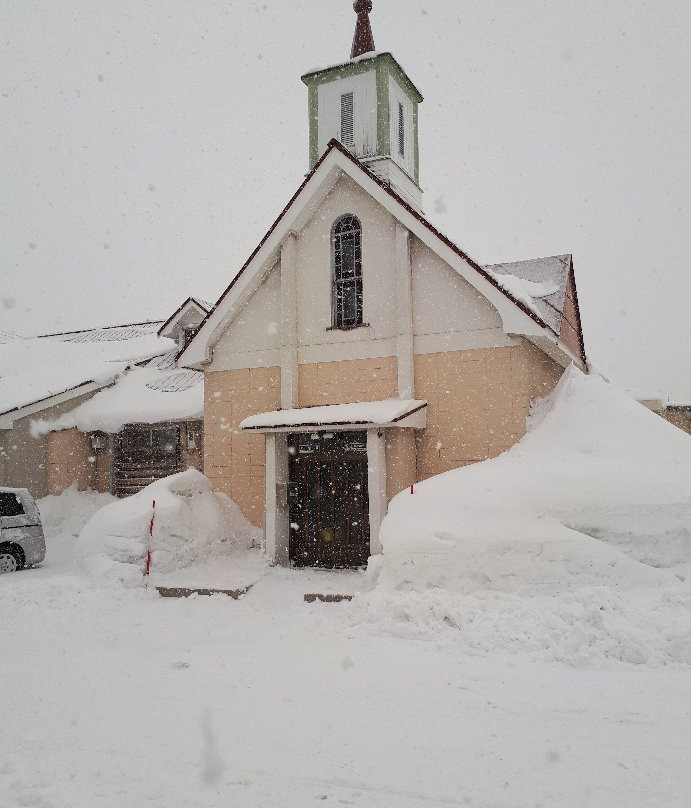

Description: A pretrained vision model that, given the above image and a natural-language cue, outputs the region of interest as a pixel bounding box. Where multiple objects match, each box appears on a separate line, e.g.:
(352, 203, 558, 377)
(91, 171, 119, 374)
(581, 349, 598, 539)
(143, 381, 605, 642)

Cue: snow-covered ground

(2, 371, 691, 806)
(1, 508, 689, 804)
(3, 523, 690, 808)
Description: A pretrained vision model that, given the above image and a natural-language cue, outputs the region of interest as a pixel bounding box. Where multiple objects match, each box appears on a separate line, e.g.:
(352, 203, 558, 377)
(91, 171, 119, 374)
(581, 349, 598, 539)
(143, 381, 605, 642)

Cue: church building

(179, 1, 586, 568)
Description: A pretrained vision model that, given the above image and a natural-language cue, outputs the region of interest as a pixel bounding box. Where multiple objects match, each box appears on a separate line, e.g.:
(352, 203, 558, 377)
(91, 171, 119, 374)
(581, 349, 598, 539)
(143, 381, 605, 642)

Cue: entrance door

(288, 431, 370, 568)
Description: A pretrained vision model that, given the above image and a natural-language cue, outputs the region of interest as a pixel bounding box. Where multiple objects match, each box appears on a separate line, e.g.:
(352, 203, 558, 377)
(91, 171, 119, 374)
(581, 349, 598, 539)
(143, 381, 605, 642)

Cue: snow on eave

(33, 357, 204, 436)
(179, 141, 570, 369)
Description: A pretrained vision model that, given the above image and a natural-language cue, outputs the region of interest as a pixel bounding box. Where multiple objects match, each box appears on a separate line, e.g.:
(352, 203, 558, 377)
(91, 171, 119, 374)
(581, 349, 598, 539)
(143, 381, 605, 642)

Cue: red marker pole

(410, 484, 414, 495)
(145, 499, 155, 578)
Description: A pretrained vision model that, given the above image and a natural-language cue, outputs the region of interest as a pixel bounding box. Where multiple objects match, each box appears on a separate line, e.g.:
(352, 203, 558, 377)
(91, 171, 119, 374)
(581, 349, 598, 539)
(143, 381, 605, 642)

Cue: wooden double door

(288, 431, 370, 568)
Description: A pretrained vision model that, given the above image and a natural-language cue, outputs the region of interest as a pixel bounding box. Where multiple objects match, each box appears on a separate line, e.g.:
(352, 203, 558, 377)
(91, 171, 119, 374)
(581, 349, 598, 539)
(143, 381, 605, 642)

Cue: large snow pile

(38, 485, 116, 540)
(349, 368, 691, 665)
(77, 470, 259, 587)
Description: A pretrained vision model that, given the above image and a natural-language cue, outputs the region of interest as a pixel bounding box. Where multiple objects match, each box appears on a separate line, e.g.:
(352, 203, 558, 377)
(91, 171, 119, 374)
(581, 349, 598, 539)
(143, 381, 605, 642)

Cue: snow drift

(77, 470, 259, 587)
(376, 367, 691, 595)
(38, 485, 116, 541)
(349, 368, 691, 664)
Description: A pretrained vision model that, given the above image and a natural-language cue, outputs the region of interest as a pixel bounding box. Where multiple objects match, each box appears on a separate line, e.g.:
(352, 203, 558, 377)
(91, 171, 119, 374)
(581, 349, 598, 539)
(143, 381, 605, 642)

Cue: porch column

(366, 428, 387, 555)
(265, 433, 290, 566)
(395, 222, 414, 400)
(280, 233, 299, 409)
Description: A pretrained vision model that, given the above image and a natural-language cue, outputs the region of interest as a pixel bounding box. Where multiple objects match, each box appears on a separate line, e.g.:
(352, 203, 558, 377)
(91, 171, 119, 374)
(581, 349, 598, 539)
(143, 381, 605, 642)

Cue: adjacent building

(0, 298, 208, 497)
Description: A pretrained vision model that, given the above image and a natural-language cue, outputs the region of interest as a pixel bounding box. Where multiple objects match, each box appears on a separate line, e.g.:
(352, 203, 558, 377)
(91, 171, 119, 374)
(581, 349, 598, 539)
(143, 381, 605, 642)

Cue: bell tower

(301, 1, 424, 210)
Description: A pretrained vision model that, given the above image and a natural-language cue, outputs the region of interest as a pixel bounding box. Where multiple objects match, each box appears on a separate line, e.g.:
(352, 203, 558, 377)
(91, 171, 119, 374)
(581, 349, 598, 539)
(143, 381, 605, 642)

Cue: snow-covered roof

(485, 255, 571, 333)
(0, 321, 171, 422)
(33, 350, 203, 435)
(240, 399, 427, 432)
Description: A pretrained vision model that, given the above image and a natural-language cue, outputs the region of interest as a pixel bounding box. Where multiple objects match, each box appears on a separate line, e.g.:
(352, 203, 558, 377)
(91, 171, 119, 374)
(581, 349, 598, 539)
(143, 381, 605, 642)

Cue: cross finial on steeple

(351, 0, 375, 58)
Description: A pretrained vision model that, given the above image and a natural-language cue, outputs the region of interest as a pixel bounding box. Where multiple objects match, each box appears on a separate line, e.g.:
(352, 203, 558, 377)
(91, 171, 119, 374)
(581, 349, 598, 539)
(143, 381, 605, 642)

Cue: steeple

(301, 4, 424, 210)
(351, 0, 375, 58)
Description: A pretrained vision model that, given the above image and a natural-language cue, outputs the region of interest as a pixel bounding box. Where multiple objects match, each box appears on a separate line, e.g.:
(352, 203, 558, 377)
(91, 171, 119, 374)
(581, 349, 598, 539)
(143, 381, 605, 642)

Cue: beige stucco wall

(0, 390, 96, 498)
(298, 356, 398, 407)
(204, 367, 280, 527)
(415, 340, 563, 481)
(385, 428, 417, 501)
(46, 428, 95, 494)
(200, 344, 562, 527)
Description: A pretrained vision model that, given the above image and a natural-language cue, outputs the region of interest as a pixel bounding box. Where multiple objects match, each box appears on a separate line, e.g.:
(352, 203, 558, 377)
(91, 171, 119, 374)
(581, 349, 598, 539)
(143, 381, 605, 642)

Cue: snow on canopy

(0, 322, 170, 419)
(33, 350, 203, 435)
(240, 399, 426, 430)
(374, 366, 691, 596)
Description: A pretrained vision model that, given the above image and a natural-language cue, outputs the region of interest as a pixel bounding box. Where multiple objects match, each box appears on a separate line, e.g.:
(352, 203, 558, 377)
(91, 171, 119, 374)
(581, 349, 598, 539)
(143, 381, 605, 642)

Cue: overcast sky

(2, 0, 690, 400)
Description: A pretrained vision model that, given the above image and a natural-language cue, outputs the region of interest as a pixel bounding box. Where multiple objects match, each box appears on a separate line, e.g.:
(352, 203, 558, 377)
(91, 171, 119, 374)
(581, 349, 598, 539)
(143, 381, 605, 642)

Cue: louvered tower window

(398, 102, 405, 157)
(341, 92, 354, 146)
(332, 215, 363, 329)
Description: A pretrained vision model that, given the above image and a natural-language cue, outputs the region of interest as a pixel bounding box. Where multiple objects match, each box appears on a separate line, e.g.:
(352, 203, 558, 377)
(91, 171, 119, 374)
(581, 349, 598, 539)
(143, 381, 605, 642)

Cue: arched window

(332, 215, 363, 328)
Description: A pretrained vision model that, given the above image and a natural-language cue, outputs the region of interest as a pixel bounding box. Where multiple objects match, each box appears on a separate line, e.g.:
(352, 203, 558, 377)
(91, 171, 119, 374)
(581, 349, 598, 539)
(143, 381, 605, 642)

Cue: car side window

(0, 492, 25, 517)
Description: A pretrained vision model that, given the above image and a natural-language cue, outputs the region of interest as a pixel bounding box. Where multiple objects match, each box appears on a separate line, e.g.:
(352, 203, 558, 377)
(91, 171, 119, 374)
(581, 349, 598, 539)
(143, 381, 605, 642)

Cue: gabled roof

(157, 297, 211, 339)
(485, 255, 572, 334)
(0, 320, 171, 425)
(34, 349, 203, 435)
(179, 139, 586, 370)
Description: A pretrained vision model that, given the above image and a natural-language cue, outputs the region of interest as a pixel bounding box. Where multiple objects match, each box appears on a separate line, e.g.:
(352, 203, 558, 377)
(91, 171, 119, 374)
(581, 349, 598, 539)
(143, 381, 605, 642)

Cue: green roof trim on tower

(302, 52, 423, 179)
(301, 52, 423, 103)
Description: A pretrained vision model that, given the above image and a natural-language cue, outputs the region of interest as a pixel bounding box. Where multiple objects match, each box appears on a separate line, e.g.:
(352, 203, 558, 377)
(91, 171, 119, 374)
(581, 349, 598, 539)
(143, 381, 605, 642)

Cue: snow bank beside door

(77, 470, 259, 587)
(376, 367, 691, 595)
(348, 368, 691, 664)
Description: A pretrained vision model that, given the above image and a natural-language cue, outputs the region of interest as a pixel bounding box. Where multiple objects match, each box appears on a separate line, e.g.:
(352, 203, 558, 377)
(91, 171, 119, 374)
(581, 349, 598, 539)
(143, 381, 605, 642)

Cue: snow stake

(410, 484, 415, 495)
(145, 499, 155, 578)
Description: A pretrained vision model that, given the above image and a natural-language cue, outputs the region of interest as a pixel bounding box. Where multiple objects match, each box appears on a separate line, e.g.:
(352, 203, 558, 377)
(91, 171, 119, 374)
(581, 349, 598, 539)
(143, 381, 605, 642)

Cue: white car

(0, 487, 46, 574)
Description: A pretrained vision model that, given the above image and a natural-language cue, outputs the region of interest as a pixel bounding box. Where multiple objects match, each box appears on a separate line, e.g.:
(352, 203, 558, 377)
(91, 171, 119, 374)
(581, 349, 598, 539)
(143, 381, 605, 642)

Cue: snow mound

(376, 367, 691, 595)
(38, 485, 117, 539)
(77, 470, 259, 587)
(350, 369, 691, 663)
(347, 586, 691, 666)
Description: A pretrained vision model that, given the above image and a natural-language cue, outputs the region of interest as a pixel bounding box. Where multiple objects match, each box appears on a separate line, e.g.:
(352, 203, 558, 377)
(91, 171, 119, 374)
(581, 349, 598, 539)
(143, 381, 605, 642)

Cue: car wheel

(0, 547, 24, 574)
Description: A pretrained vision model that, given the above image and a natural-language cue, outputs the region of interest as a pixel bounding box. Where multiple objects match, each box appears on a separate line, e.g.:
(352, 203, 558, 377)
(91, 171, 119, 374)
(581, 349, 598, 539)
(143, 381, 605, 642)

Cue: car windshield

(0, 492, 25, 517)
